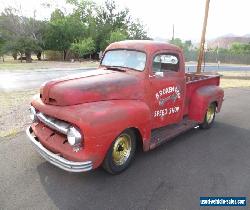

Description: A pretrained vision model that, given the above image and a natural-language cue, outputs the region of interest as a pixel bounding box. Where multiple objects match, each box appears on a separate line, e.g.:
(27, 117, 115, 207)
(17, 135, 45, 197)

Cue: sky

(1, 0, 250, 41)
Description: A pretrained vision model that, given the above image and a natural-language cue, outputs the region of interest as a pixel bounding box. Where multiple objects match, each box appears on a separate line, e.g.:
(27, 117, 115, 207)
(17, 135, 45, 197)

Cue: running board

(149, 118, 198, 150)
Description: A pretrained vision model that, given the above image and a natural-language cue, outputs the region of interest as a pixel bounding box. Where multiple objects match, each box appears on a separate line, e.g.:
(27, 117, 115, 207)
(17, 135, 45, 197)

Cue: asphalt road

(0, 67, 96, 92)
(1, 88, 250, 210)
(1, 64, 250, 91)
(185, 63, 250, 72)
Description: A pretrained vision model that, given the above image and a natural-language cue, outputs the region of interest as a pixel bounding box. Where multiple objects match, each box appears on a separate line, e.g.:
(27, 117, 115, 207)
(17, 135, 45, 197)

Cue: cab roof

(106, 40, 182, 54)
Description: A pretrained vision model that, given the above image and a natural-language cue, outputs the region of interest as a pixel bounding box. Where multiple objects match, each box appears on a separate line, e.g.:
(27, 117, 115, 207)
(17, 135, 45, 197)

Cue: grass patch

(218, 71, 250, 77)
(205, 71, 250, 88)
(0, 128, 19, 138)
(220, 78, 250, 88)
(0, 60, 99, 70)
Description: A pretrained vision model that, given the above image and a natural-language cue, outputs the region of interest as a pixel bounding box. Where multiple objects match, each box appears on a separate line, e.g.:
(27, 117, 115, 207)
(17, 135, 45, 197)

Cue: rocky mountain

(243, 34, 250, 37)
(207, 35, 250, 49)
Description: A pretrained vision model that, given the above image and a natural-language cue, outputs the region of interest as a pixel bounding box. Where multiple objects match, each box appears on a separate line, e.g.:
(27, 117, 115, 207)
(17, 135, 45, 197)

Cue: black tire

(102, 129, 137, 175)
(199, 103, 216, 129)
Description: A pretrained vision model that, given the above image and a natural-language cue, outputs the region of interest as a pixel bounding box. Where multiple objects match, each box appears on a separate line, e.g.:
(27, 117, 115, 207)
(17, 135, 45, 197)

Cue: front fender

(189, 85, 224, 122)
(32, 99, 152, 168)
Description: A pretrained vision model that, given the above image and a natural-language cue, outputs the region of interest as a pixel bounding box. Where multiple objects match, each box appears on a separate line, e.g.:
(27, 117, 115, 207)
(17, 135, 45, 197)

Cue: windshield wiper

(104, 66, 126, 72)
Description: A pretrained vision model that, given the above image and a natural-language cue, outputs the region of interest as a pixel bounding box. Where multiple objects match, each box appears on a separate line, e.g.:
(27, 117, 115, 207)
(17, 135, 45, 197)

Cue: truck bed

(184, 73, 221, 115)
(185, 73, 221, 84)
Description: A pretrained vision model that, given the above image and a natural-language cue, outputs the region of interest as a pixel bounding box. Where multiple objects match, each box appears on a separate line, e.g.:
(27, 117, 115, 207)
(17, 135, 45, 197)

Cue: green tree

(184, 40, 192, 49)
(169, 38, 184, 48)
(67, 0, 99, 47)
(50, 9, 65, 22)
(96, 0, 130, 30)
(230, 42, 250, 54)
(107, 30, 127, 44)
(99, 29, 127, 50)
(95, 0, 130, 50)
(70, 37, 95, 58)
(169, 38, 193, 54)
(0, 35, 5, 61)
(13, 37, 42, 62)
(0, 8, 44, 62)
(128, 19, 149, 40)
(67, 0, 150, 52)
(44, 10, 86, 60)
(67, 0, 96, 23)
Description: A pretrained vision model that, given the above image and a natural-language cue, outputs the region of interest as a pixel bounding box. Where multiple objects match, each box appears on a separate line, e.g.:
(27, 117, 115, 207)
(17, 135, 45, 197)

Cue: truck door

(149, 51, 185, 129)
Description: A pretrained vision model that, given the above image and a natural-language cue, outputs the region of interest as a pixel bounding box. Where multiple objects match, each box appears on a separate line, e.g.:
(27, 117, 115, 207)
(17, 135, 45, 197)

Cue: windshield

(101, 50, 146, 71)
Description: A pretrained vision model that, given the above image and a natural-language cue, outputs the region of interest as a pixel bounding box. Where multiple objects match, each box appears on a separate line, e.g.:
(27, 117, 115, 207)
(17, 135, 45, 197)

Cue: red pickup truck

(26, 40, 224, 174)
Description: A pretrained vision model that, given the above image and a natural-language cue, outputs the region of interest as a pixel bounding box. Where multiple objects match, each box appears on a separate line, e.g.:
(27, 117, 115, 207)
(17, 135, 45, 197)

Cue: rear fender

(189, 85, 224, 122)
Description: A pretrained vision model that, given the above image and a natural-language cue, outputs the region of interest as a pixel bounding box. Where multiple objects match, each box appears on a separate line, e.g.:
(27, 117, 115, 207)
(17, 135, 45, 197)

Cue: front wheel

(102, 129, 136, 174)
(199, 103, 216, 129)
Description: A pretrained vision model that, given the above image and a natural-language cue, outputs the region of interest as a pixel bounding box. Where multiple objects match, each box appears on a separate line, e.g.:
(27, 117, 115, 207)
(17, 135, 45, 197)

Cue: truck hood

(40, 69, 144, 106)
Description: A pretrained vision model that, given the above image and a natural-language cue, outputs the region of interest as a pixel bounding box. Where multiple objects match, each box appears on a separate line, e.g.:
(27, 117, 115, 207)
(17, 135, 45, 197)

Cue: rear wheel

(199, 103, 216, 129)
(102, 129, 136, 174)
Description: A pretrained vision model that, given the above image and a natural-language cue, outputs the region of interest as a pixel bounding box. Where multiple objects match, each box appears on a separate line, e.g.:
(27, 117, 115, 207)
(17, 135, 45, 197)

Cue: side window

(153, 54, 179, 73)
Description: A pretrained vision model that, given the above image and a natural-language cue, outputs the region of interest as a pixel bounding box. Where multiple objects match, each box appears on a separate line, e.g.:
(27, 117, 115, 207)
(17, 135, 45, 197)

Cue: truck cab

(26, 40, 224, 174)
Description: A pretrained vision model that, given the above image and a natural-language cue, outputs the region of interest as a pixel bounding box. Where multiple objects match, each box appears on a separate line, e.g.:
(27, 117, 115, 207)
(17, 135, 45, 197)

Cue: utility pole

(197, 0, 210, 74)
(172, 24, 175, 40)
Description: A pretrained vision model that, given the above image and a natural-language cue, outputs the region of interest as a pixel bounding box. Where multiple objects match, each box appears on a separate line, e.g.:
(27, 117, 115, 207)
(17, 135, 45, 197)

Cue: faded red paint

(30, 40, 224, 170)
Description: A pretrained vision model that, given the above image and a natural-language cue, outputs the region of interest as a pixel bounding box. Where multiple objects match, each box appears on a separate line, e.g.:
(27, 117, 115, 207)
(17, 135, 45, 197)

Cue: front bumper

(26, 126, 93, 172)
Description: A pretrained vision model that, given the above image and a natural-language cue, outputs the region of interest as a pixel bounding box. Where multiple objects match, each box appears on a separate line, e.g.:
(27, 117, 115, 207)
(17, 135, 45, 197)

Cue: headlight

(29, 106, 38, 122)
(67, 126, 82, 146)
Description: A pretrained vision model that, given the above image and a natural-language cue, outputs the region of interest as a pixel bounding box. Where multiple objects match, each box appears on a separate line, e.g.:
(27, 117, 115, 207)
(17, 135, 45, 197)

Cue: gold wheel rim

(112, 134, 132, 166)
(206, 104, 215, 124)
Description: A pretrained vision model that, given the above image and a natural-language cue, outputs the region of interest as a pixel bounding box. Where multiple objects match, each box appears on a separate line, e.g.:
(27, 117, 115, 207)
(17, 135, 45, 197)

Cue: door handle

(150, 72, 164, 78)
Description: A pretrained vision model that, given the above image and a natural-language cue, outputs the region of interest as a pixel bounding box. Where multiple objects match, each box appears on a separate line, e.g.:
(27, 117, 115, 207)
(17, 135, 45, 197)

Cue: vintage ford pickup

(26, 40, 224, 174)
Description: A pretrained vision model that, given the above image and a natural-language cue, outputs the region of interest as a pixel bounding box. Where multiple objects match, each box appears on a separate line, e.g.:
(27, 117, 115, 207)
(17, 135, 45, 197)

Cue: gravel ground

(0, 89, 37, 137)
